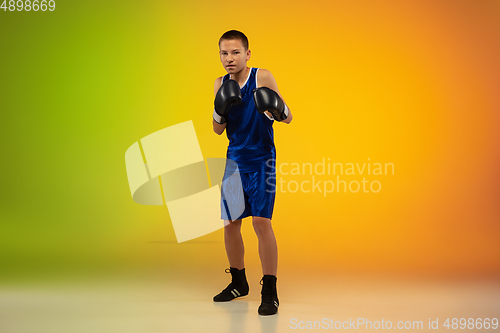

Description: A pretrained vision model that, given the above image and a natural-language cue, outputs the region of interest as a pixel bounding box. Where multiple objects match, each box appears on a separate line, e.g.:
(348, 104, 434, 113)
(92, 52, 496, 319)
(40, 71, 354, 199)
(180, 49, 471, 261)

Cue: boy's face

(219, 39, 251, 75)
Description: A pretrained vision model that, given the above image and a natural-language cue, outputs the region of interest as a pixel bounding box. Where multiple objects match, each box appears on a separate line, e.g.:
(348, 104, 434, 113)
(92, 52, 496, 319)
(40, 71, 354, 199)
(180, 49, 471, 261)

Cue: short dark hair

(219, 30, 249, 51)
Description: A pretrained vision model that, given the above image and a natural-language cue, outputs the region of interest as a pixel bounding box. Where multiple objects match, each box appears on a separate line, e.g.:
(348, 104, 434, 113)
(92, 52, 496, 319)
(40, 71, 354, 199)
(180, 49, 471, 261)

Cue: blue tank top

(222, 67, 276, 173)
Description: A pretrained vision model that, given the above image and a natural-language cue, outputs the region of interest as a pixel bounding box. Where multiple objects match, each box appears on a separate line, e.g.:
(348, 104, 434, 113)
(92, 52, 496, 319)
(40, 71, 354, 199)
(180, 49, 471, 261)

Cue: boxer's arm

(256, 69, 293, 124)
(213, 76, 227, 135)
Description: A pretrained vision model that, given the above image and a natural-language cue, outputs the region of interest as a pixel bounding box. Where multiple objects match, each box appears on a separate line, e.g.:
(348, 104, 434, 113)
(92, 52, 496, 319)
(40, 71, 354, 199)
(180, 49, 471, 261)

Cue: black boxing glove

(213, 79, 241, 124)
(253, 87, 289, 121)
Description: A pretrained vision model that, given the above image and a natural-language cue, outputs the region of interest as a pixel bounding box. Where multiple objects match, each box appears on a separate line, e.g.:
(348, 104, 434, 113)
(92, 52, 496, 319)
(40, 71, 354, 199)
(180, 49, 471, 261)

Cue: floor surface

(1, 272, 499, 333)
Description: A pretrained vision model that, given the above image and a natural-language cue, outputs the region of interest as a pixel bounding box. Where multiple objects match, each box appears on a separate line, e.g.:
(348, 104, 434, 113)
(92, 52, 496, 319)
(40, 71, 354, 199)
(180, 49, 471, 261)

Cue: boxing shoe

(213, 267, 249, 302)
(258, 275, 279, 315)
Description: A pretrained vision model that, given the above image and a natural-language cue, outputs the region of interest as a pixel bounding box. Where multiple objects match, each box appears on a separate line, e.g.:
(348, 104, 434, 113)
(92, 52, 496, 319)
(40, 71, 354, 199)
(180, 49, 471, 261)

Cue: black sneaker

(213, 267, 249, 302)
(258, 275, 279, 315)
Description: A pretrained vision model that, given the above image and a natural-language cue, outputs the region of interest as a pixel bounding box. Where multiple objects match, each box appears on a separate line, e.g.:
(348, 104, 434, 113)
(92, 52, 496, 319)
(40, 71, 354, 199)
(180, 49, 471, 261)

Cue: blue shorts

(220, 164, 276, 220)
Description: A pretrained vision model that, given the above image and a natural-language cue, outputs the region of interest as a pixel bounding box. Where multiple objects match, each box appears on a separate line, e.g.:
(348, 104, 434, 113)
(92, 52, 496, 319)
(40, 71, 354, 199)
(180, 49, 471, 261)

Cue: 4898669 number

(1, 0, 55, 11)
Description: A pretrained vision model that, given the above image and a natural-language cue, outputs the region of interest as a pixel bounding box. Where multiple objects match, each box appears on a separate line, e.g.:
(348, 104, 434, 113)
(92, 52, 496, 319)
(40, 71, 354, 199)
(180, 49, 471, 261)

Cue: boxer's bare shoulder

(214, 76, 223, 96)
(257, 69, 293, 124)
(256, 69, 280, 95)
(256, 68, 272, 87)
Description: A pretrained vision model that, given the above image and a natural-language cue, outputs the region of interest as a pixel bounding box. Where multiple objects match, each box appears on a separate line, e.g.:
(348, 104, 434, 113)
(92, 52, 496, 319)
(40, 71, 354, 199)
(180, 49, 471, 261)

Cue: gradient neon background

(1, 0, 499, 288)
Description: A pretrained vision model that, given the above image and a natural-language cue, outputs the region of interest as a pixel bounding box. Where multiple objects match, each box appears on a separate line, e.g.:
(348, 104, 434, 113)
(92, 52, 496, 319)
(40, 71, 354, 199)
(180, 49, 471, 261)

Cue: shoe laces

(260, 277, 276, 302)
(225, 268, 246, 287)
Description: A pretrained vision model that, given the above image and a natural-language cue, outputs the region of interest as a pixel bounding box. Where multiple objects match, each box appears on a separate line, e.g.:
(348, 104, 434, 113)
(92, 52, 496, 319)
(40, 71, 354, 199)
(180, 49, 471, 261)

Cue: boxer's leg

(223, 219, 244, 269)
(249, 164, 279, 315)
(252, 217, 277, 276)
(214, 219, 249, 302)
(253, 216, 279, 315)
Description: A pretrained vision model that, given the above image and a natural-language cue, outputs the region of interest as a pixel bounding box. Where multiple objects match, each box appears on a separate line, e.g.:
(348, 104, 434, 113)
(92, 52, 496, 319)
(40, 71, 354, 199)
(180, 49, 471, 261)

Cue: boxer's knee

(224, 219, 242, 230)
(252, 216, 272, 236)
